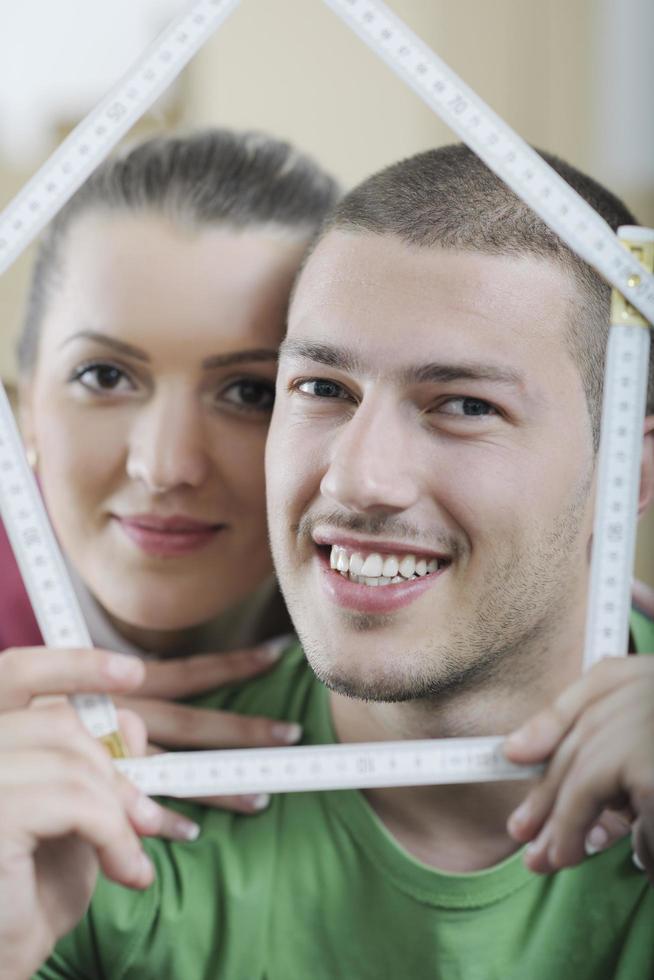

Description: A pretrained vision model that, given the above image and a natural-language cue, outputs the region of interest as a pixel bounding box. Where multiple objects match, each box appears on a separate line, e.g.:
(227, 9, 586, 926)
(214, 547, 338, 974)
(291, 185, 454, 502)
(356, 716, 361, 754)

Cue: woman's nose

(126, 391, 211, 494)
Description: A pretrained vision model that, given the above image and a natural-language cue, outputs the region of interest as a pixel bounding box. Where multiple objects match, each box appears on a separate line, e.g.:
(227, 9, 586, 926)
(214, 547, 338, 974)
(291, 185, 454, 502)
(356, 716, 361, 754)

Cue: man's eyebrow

(278, 339, 364, 374)
(403, 362, 524, 387)
(279, 338, 523, 387)
(59, 332, 278, 370)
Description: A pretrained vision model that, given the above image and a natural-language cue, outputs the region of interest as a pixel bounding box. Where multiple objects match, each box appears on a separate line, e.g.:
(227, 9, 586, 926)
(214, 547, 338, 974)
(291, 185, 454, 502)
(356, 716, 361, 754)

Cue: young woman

(2, 128, 339, 813)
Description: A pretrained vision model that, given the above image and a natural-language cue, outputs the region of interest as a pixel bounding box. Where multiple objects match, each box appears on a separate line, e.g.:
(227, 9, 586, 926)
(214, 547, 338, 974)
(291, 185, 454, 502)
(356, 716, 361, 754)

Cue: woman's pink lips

(114, 515, 222, 558)
(315, 548, 447, 614)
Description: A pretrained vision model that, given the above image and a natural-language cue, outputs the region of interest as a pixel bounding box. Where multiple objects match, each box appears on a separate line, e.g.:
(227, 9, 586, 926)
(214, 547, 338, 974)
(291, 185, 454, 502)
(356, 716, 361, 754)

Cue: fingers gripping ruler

(0, 0, 651, 793)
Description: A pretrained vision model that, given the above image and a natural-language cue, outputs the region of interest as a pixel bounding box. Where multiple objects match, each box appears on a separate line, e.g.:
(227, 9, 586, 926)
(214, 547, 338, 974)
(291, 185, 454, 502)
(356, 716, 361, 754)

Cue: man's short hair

(322, 144, 650, 447)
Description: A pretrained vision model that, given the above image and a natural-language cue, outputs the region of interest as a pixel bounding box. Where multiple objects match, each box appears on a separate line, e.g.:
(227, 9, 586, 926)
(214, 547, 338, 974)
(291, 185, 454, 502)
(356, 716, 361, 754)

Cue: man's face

(266, 231, 596, 702)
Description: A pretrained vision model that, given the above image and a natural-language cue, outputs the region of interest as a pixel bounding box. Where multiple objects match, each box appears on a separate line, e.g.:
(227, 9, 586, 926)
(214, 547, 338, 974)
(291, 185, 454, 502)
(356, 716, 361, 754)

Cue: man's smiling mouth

(329, 544, 447, 586)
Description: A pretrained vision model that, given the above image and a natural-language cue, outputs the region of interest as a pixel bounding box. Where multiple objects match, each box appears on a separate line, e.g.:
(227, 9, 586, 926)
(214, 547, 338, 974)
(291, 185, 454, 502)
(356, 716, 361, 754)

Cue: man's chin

(299, 628, 507, 706)
(302, 641, 443, 704)
(315, 668, 428, 703)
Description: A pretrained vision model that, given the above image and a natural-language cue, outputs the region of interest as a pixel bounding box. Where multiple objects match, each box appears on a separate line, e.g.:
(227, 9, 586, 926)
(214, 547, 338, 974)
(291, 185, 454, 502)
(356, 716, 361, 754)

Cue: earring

(25, 446, 38, 469)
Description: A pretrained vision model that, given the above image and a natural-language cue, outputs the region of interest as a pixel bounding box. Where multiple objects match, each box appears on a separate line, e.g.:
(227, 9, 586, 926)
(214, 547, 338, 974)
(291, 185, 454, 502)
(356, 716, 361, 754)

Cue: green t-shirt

(37, 614, 654, 979)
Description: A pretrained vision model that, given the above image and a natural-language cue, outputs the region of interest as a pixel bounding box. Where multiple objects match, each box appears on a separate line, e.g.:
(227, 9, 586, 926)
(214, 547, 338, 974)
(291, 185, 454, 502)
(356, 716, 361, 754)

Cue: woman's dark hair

(18, 128, 340, 374)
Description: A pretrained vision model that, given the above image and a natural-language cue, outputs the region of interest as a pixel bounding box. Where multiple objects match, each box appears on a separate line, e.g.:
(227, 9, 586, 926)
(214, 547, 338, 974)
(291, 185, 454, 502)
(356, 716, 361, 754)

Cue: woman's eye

(439, 397, 497, 417)
(221, 379, 275, 412)
(296, 379, 350, 399)
(72, 363, 134, 393)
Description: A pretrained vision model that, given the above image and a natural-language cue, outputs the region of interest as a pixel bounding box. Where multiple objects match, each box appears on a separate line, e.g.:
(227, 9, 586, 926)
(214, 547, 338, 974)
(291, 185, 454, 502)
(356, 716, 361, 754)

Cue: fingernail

(585, 825, 609, 856)
(257, 635, 293, 664)
(104, 653, 142, 682)
(244, 793, 270, 811)
(632, 851, 645, 872)
(272, 722, 302, 744)
(174, 818, 201, 842)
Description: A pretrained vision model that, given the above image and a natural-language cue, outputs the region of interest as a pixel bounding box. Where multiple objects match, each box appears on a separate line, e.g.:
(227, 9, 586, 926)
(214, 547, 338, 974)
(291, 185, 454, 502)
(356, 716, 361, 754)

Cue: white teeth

(398, 554, 416, 579)
(336, 549, 350, 573)
(360, 553, 384, 577)
(382, 555, 399, 578)
(349, 552, 365, 576)
(328, 543, 443, 587)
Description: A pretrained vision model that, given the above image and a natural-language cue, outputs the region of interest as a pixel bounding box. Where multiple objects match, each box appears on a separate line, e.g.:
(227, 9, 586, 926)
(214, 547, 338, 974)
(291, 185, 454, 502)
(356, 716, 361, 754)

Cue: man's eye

(222, 379, 275, 412)
(296, 379, 349, 399)
(439, 397, 497, 417)
(71, 363, 134, 393)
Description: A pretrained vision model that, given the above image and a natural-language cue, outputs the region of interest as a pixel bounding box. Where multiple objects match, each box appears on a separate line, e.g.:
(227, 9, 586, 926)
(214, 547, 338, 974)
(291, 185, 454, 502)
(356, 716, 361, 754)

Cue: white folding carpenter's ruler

(0, 0, 651, 794)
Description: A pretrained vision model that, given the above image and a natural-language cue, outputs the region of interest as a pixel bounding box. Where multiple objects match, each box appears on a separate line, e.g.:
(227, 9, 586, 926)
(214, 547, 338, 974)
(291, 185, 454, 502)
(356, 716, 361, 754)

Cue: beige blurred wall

(0, 0, 652, 582)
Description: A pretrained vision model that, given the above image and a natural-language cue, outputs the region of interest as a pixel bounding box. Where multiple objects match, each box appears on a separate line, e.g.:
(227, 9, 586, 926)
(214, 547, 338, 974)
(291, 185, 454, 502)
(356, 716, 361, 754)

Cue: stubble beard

(284, 478, 592, 706)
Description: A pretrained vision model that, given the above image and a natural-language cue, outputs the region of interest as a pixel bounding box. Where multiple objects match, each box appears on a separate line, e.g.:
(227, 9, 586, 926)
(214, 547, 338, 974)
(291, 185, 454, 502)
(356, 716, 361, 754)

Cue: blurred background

(0, 0, 652, 582)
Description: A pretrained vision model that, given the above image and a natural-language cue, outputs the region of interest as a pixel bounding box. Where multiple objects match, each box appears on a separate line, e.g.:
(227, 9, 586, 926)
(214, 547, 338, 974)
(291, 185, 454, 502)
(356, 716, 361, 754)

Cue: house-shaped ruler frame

(0, 0, 652, 769)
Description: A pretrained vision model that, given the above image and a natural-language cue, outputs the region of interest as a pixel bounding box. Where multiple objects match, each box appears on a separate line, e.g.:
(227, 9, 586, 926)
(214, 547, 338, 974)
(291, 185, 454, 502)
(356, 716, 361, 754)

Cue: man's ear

(638, 415, 654, 517)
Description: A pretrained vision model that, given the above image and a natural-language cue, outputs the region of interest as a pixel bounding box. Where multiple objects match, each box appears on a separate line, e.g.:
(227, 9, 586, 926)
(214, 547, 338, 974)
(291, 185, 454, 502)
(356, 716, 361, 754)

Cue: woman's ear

(638, 415, 654, 517)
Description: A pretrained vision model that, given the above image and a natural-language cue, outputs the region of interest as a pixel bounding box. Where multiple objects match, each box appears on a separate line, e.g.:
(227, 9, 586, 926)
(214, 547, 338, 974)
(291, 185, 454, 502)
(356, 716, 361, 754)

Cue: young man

(3, 146, 653, 979)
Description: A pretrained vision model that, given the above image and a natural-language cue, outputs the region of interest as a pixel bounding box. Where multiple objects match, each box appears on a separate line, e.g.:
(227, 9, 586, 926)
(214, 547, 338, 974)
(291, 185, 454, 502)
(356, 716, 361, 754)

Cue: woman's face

(21, 210, 306, 632)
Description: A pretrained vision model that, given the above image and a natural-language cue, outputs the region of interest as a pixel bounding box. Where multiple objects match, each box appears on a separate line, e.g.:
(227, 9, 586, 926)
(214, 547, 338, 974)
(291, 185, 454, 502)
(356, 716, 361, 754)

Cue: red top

(0, 519, 43, 650)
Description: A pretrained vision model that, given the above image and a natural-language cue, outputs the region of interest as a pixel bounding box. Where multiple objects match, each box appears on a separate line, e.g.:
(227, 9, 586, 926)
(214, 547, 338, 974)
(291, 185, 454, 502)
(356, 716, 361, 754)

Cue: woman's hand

(0, 646, 179, 980)
(114, 636, 302, 814)
(505, 656, 654, 881)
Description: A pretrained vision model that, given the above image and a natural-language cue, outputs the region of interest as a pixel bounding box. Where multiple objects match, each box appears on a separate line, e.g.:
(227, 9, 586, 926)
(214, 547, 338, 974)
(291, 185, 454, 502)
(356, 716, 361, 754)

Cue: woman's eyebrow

(59, 330, 149, 361)
(58, 332, 278, 370)
(201, 349, 279, 369)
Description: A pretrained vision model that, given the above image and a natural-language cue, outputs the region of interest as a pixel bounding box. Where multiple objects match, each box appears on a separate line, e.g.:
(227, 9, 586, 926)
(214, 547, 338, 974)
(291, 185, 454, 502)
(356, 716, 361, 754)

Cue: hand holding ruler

(0, 0, 652, 795)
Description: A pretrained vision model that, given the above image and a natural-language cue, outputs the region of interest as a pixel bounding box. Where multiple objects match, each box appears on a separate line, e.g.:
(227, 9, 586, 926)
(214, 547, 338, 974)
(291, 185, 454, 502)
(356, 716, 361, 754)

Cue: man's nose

(126, 389, 211, 494)
(320, 398, 420, 515)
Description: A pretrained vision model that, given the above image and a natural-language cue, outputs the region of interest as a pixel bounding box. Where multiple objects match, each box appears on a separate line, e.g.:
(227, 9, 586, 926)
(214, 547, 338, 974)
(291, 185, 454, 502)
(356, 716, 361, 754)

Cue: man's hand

(114, 636, 302, 814)
(504, 656, 654, 881)
(0, 647, 177, 980)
